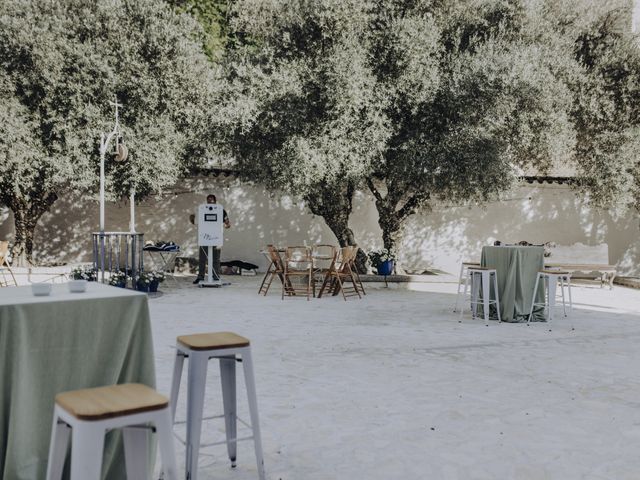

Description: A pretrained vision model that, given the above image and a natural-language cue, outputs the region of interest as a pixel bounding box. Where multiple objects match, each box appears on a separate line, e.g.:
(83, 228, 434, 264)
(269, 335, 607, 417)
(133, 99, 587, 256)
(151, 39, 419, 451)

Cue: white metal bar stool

(528, 270, 572, 324)
(45, 383, 178, 480)
(169, 332, 265, 480)
(454, 261, 480, 312)
(459, 267, 501, 326)
(551, 270, 573, 312)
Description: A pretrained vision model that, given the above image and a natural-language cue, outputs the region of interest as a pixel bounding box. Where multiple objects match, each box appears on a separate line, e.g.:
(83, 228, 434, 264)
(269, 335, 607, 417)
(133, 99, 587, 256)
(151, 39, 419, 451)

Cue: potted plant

(149, 271, 165, 292)
(70, 266, 97, 281)
(69, 266, 94, 292)
(108, 270, 129, 288)
(136, 271, 152, 292)
(368, 249, 396, 276)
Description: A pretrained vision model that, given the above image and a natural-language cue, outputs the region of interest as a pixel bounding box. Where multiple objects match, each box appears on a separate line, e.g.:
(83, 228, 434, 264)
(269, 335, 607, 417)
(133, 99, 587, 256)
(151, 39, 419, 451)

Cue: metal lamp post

(96, 97, 137, 283)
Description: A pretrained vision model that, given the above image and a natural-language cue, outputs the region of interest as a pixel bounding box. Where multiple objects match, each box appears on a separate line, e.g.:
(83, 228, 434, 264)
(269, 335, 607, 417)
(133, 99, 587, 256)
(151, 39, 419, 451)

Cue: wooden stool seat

(55, 383, 168, 421)
(462, 261, 480, 265)
(468, 266, 492, 271)
(539, 269, 570, 275)
(178, 332, 250, 351)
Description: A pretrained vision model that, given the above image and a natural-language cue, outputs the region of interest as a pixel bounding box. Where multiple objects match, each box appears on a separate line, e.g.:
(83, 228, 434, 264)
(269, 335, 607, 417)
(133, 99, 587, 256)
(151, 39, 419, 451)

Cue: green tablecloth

(481, 246, 545, 323)
(0, 282, 155, 480)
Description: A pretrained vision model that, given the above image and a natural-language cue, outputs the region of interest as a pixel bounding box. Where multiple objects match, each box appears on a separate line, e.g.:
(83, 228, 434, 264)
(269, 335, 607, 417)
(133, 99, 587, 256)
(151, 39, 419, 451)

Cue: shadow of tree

(1, 181, 638, 276)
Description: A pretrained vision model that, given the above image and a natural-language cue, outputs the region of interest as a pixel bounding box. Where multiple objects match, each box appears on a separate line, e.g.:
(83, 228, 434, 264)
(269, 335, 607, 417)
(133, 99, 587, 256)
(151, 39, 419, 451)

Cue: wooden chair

(258, 245, 285, 296)
(282, 246, 314, 300)
(318, 246, 361, 300)
(312, 244, 337, 285)
(348, 245, 366, 296)
(0, 241, 17, 287)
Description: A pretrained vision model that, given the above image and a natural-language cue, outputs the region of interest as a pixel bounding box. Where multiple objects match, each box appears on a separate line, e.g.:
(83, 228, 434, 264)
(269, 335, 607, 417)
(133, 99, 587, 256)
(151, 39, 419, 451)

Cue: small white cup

(31, 283, 52, 296)
(68, 279, 88, 293)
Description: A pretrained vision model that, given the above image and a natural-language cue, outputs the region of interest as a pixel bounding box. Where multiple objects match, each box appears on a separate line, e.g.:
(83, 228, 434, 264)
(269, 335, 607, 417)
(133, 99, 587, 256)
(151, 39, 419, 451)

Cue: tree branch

(397, 192, 429, 221)
(366, 177, 383, 203)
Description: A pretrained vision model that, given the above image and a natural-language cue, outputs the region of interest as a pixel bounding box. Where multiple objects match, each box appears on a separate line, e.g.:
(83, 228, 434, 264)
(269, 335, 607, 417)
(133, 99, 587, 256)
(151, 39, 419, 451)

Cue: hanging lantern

(114, 143, 128, 162)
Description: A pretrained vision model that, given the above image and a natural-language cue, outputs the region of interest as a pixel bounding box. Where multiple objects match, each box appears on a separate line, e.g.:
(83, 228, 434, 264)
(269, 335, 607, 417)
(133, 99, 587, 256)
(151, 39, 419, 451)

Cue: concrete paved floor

(149, 277, 640, 480)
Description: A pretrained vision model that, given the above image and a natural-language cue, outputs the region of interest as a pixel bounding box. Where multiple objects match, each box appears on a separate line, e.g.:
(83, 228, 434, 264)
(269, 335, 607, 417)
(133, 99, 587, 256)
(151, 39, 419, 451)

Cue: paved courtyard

(150, 277, 640, 480)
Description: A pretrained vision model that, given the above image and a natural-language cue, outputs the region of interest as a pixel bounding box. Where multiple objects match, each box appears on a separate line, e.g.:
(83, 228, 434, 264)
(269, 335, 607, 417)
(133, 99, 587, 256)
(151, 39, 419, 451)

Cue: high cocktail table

(0, 282, 155, 479)
(481, 246, 545, 323)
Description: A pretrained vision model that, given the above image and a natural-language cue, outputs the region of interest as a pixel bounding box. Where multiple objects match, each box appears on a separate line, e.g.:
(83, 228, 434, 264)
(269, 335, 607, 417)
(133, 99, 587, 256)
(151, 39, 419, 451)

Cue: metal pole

(100, 134, 106, 233)
(129, 187, 136, 233)
(99, 134, 106, 283)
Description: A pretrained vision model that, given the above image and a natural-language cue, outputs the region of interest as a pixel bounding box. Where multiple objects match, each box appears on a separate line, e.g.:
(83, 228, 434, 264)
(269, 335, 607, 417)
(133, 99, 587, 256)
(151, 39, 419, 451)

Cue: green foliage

(568, 5, 640, 212)
(166, 0, 235, 61)
(0, 0, 216, 262)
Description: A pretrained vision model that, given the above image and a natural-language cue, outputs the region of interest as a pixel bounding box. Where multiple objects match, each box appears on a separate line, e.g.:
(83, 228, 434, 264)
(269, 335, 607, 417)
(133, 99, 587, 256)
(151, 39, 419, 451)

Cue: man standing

(190, 194, 231, 284)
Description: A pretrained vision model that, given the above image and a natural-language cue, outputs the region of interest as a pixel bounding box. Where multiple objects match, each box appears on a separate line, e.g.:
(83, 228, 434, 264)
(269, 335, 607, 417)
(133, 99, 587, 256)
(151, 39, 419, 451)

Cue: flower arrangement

(70, 266, 97, 281)
(149, 271, 166, 283)
(108, 270, 130, 287)
(367, 248, 396, 266)
(136, 271, 153, 287)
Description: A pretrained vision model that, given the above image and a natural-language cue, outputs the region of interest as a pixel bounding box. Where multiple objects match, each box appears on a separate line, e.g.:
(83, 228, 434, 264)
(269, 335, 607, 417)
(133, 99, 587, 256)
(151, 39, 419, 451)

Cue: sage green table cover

(0, 282, 155, 480)
(481, 246, 545, 323)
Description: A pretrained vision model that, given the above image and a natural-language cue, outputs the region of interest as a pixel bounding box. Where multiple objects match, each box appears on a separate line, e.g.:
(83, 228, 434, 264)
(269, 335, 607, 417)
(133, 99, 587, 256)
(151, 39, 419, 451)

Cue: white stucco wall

(1, 178, 639, 275)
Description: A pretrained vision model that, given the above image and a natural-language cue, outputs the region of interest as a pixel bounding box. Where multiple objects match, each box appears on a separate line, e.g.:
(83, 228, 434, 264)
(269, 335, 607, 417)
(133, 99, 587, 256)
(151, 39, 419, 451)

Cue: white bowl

(31, 283, 52, 296)
(68, 279, 88, 293)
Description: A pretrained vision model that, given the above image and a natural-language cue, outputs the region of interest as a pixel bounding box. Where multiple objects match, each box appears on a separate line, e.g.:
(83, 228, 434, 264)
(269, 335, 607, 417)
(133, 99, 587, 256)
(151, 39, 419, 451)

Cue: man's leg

(195, 246, 207, 283)
(213, 248, 221, 279)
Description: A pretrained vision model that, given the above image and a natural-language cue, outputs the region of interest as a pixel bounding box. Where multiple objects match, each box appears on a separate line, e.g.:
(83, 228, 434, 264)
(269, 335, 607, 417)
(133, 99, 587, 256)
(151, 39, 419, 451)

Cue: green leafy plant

(150, 271, 166, 283)
(70, 266, 97, 281)
(368, 249, 396, 267)
(136, 272, 153, 287)
(108, 271, 130, 286)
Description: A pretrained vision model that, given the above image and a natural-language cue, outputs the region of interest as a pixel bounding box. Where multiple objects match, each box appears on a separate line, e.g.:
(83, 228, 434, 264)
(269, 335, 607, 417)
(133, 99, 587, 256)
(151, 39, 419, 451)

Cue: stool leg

(69, 423, 105, 480)
(186, 353, 209, 480)
(547, 275, 557, 323)
(559, 276, 567, 317)
(242, 348, 266, 480)
(471, 272, 480, 321)
(454, 264, 465, 312)
(528, 274, 540, 324)
(482, 271, 490, 326)
(462, 269, 470, 301)
(156, 408, 180, 480)
(458, 270, 470, 322)
(170, 350, 186, 422)
(567, 275, 573, 311)
(45, 415, 71, 480)
(123, 426, 149, 479)
(492, 272, 501, 323)
(220, 356, 238, 467)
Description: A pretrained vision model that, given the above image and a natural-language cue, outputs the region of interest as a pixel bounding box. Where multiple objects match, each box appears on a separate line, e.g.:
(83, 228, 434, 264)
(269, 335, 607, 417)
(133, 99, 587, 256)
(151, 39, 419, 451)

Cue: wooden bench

(544, 242, 617, 289)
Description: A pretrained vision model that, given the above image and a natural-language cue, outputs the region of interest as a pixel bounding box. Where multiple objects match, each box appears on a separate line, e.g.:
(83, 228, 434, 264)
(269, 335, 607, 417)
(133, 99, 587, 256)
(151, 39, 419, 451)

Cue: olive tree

(365, 0, 576, 255)
(218, 0, 390, 253)
(0, 0, 215, 265)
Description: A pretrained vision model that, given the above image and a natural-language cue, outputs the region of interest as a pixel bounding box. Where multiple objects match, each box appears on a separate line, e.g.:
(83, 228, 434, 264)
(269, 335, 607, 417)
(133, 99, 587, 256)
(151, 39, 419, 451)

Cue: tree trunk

(11, 208, 38, 267)
(367, 178, 429, 270)
(381, 219, 402, 257)
(7, 192, 58, 267)
(305, 180, 368, 273)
